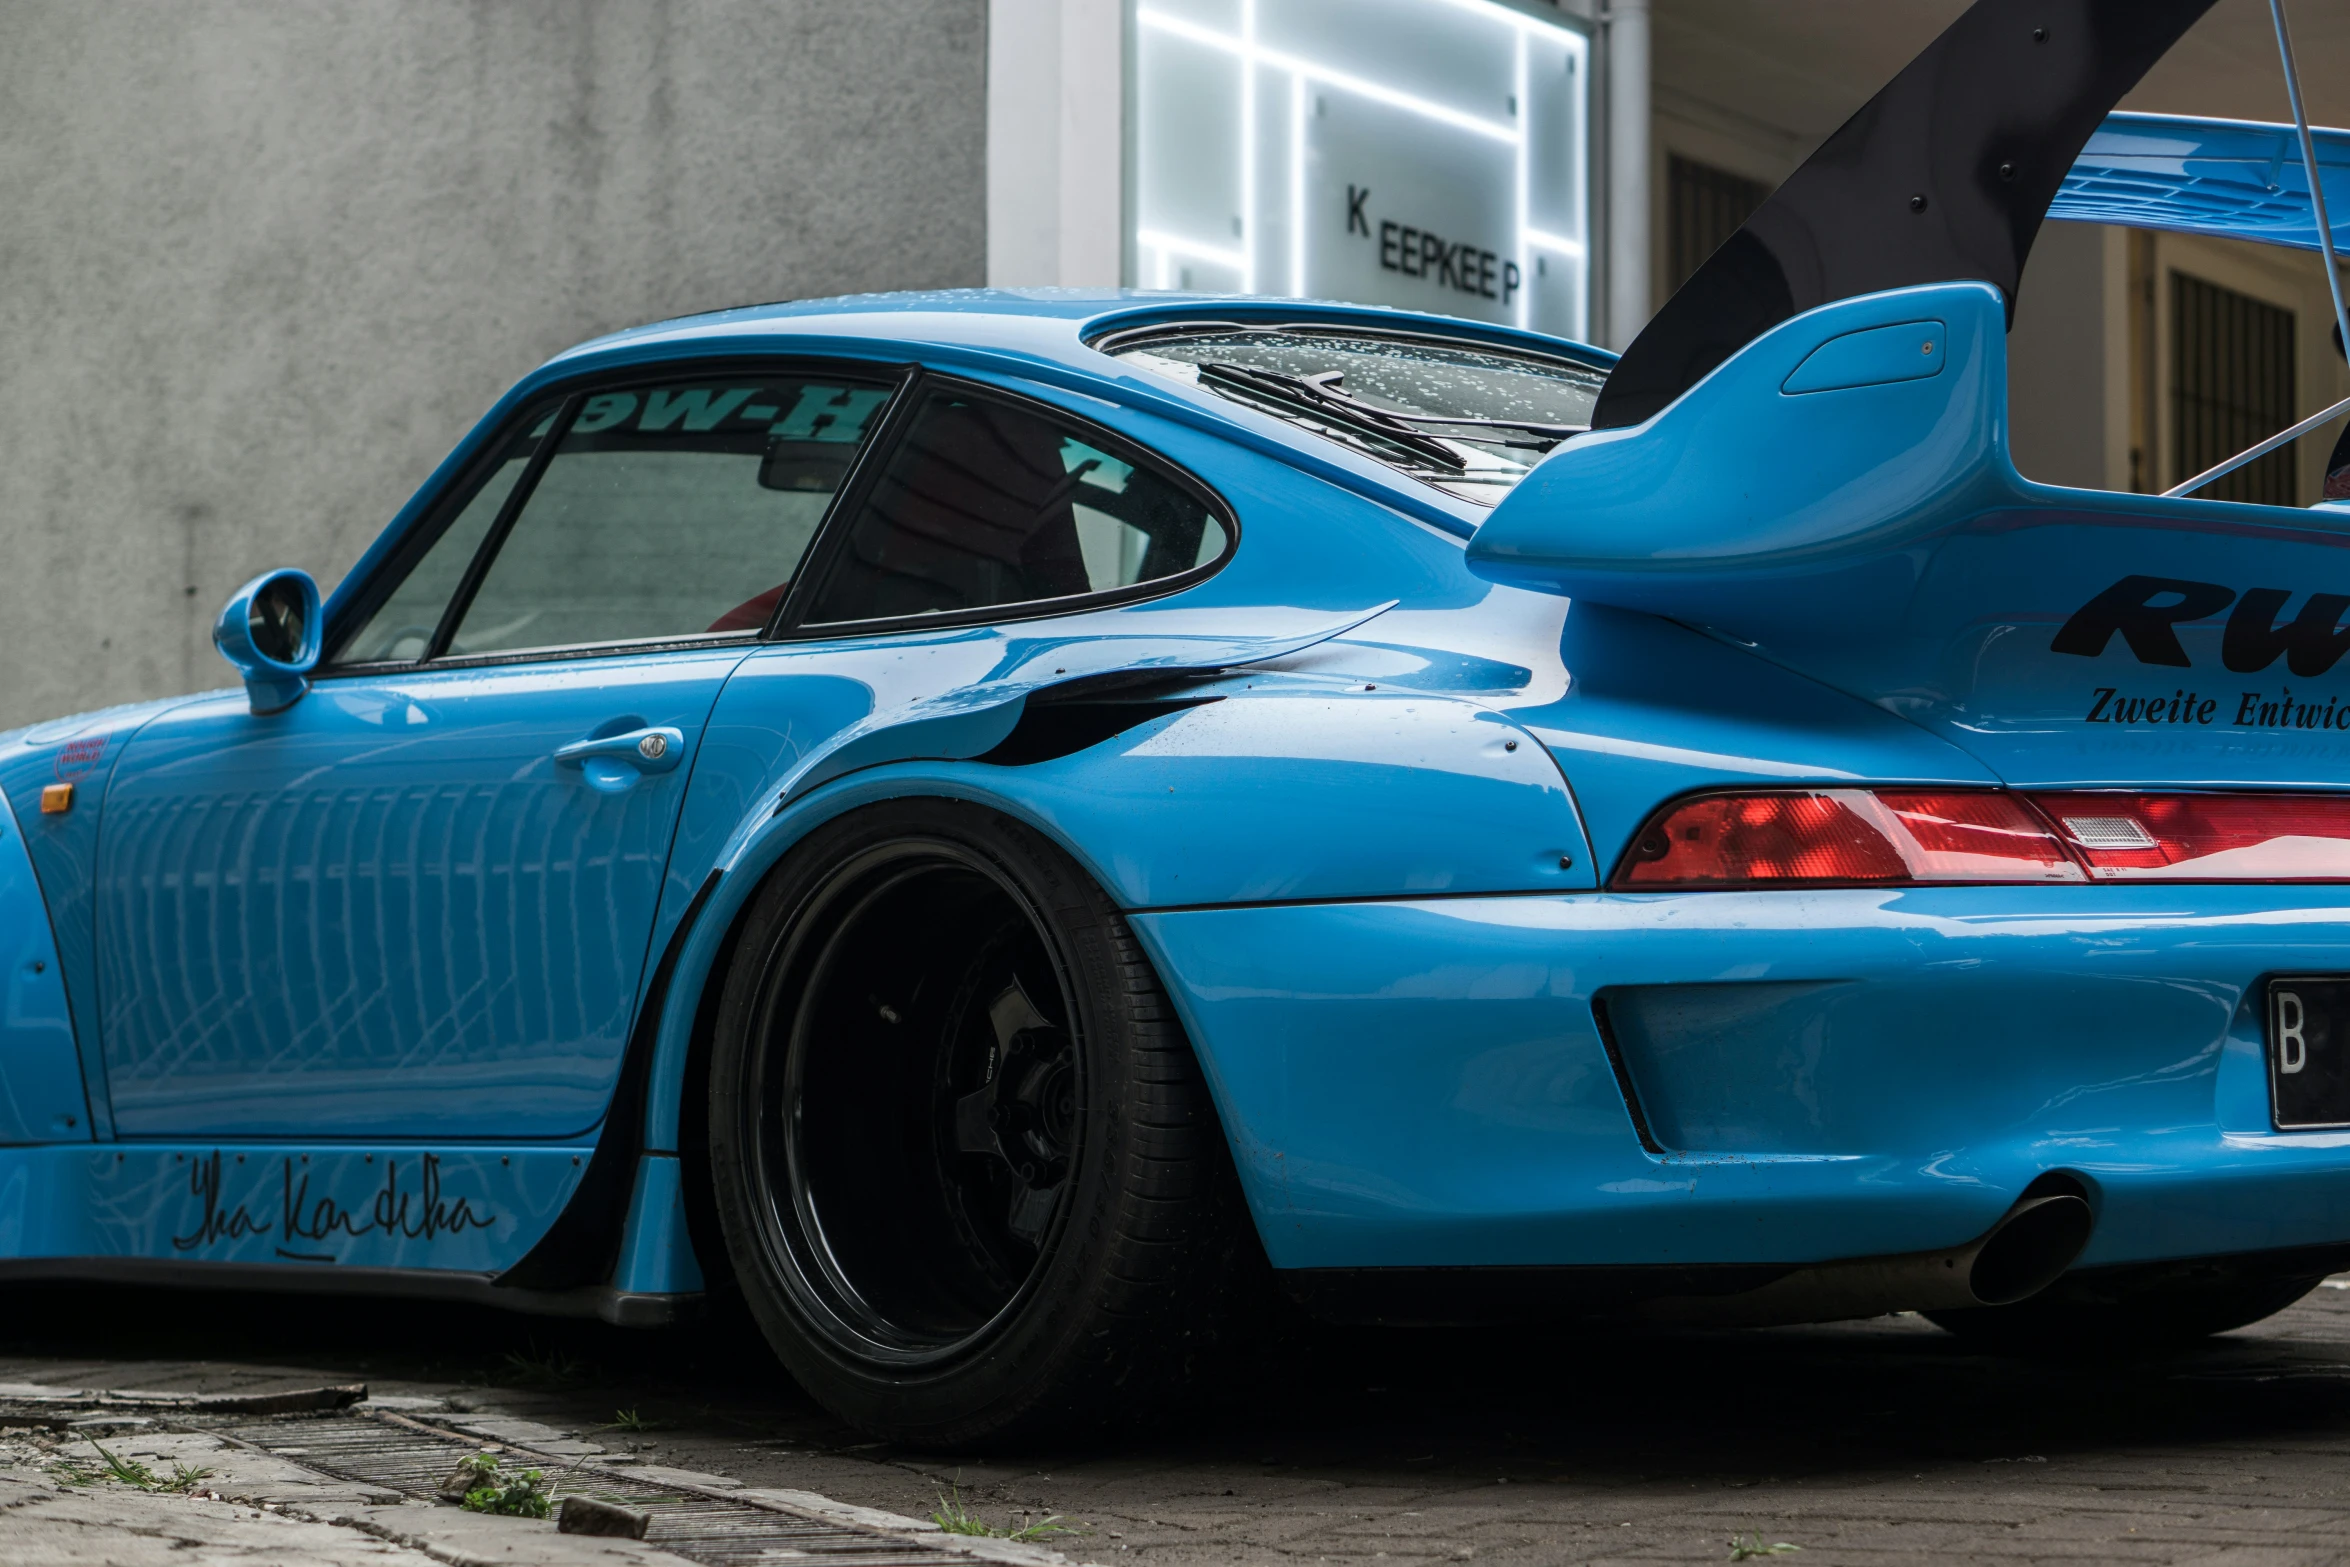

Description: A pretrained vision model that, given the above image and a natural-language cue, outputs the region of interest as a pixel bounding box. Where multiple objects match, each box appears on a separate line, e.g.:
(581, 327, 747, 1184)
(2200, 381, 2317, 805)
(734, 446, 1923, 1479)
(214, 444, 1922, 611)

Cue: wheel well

(668, 794, 1237, 1304)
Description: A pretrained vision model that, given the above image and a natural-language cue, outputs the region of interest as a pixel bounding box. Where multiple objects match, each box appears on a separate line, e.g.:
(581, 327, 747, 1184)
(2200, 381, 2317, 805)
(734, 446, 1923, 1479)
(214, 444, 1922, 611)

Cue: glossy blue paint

(10, 151, 2350, 1318)
(0, 784, 86, 1142)
(1469, 279, 2350, 791)
(2057, 113, 2350, 255)
(94, 648, 747, 1139)
(212, 568, 323, 714)
(1133, 886, 2350, 1273)
(633, 632, 1541, 1150)
(1505, 602, 1998, 877)
(631, 578, 1588, 1153)
(0, 1143, 584, 1271)
(1780, 318, 1945, 395)
(610, 1153, 703, 1295)
(0, 696, 196, 1139)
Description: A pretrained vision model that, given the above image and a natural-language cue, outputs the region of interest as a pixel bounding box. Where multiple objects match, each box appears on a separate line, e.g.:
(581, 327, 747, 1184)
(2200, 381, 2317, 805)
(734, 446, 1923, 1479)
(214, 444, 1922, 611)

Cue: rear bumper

(1134, 887, 2350, 1274)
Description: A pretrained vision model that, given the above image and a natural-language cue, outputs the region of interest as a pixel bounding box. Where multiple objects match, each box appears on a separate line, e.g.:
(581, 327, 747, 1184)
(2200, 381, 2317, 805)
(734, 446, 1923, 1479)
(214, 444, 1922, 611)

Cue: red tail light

(1614, 790, 2082, 888)
(2031, 792, 2350, 881)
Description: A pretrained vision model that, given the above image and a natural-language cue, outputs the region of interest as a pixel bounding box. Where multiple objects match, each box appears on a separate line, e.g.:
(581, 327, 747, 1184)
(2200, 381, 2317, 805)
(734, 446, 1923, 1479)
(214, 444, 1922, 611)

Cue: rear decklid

(1469, 277, 2350, 789)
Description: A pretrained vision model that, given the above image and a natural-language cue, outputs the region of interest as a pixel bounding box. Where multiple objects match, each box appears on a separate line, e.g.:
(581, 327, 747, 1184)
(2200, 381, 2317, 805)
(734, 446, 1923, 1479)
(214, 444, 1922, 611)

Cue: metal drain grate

(212, 1410, 957, 1565)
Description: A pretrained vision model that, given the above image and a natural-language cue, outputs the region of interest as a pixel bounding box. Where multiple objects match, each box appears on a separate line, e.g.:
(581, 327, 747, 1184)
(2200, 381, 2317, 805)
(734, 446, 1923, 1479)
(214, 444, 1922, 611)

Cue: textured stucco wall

(0, 1, 985, 727)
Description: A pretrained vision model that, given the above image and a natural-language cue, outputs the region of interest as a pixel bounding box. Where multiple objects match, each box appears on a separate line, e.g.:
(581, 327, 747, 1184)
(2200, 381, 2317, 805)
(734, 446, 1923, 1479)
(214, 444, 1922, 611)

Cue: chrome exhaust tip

(1967, 1192, 2094, 1307)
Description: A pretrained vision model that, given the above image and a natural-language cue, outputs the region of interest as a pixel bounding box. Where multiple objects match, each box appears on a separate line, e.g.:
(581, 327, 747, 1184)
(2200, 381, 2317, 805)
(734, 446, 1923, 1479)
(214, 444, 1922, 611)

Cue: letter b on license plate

(2269, 977, 2350, 1128)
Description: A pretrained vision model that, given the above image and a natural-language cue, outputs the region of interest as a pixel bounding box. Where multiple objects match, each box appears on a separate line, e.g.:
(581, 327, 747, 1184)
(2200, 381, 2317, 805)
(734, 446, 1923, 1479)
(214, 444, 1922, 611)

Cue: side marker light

(39, 784, 73, 815)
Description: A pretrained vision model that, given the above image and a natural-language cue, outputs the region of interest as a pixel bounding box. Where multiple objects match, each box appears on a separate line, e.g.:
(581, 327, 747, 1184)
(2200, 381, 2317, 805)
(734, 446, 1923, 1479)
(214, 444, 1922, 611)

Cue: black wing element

(1592, 0, 2218, 430)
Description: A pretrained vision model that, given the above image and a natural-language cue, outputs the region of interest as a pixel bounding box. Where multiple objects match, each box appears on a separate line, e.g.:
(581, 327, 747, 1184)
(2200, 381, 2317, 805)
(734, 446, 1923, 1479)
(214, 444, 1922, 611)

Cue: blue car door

(94, 365, 897, 1139)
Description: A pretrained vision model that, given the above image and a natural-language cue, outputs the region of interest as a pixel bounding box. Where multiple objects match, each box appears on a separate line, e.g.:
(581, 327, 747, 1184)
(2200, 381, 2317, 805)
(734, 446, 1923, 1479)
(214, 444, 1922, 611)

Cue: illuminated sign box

(1129, 0, 1590, 340)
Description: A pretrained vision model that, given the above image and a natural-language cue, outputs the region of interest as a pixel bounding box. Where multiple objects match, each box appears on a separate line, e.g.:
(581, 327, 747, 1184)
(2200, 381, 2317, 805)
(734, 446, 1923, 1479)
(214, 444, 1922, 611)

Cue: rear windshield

(1101, 323, 1604, 504)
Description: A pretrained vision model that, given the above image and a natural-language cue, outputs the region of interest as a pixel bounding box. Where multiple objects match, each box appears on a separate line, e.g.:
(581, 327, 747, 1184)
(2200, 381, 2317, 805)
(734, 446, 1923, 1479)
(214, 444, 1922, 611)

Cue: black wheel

(1926, 1260, 2329, 1354)
(705, 799, 1251, 1446)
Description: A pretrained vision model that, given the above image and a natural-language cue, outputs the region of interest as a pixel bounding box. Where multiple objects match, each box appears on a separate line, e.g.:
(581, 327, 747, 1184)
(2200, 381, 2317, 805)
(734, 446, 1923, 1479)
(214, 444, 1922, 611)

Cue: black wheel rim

(743, 838, 1085, 1367)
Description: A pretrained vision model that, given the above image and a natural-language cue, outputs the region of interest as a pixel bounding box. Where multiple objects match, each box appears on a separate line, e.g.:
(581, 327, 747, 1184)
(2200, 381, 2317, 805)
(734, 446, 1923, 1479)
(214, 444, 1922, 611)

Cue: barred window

(2172, 272, 2298, 506)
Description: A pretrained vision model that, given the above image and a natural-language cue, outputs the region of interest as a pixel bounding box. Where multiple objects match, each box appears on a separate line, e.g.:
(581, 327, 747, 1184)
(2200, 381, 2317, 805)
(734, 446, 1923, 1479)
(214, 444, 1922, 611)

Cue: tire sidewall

(706, 799, 1155, 1442)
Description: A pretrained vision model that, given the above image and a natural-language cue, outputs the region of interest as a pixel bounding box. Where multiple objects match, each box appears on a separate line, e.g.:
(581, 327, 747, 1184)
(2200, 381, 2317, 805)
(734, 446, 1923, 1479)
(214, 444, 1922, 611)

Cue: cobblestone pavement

(8, 1278, 2350, 1565)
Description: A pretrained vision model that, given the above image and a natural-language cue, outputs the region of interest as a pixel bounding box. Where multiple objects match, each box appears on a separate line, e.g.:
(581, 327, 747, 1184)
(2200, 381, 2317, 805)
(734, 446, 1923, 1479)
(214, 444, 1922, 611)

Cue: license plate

(2268, 977, 2350, 1129)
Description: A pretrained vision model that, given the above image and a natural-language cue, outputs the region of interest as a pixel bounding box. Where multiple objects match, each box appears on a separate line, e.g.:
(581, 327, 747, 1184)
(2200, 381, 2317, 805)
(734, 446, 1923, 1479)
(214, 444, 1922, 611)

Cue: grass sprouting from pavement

(163, 1462, 215, 1493)
(84, 1443, 214, 1494)
(931, 1486, 993, 1535)
(1728, 1535, 1801, 1560)
(604, 1408, 664, 1433)
(454, 1452, 553, 1519)
(931, 1485, 1082, 1542)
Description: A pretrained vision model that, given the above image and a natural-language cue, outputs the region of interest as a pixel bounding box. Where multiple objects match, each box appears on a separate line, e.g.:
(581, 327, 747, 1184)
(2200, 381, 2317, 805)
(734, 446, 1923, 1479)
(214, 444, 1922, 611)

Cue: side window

(336, 408, 556, 664)
(447, 375, 893, 656)
(800, 390, 1230, 626)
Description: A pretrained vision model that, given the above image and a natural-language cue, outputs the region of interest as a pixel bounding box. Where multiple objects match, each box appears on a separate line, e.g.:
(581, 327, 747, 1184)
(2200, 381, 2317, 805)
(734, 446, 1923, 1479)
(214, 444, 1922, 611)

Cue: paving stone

(0, 1465, 440, 1566)
(341, 1504, 707, 1567)
(20, 1283, 2350, 1563)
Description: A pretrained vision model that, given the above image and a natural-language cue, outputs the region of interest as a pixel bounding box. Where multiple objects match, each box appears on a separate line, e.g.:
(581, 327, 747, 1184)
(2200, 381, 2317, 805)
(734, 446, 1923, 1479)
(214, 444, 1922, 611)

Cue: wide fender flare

(0, 782, 84, 1142)
(638, 684, 1598, 1155)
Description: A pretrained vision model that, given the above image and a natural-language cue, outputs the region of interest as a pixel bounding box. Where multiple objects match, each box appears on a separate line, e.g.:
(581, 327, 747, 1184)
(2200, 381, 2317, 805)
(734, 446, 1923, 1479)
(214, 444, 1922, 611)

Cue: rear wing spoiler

(1466, 278, 2350, 787)
(2054, 112, 2350, 258)
(1583, 0, 2350, 518)
(1593, 0, 2222, 430)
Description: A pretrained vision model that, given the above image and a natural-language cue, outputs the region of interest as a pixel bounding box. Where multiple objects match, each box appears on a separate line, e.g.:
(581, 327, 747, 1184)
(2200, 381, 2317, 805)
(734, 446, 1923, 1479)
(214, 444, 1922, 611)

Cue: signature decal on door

(171, 1150, 498, 1260)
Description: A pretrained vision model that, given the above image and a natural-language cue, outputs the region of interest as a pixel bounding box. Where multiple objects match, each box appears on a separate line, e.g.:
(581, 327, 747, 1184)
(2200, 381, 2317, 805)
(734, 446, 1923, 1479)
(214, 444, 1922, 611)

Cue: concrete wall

(0, 1, 986, 728)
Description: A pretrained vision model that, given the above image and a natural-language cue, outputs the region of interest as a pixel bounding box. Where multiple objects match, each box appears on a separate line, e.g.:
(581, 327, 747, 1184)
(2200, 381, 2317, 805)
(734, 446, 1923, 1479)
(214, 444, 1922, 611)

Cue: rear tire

(705, 800, 1251, 1447)
(1926, 1261, 2328, 1354)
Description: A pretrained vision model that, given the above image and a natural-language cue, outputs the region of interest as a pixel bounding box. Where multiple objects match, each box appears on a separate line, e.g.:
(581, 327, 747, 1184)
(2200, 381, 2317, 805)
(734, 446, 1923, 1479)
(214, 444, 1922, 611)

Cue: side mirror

(214, 569, 322, 714)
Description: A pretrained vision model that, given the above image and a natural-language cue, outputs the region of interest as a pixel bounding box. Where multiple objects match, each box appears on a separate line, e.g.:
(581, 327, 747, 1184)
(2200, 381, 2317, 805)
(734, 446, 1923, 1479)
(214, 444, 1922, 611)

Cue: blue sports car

(7, 0, 2350, 1443)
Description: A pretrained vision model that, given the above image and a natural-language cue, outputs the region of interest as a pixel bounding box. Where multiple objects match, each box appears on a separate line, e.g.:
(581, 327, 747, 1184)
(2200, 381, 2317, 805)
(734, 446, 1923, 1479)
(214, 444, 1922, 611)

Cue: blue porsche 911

(6, 0, 2350, 1443)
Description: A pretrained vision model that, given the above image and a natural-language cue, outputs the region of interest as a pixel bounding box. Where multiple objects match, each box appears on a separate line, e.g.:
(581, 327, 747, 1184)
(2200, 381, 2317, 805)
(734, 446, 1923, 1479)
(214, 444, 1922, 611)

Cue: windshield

(1101, 323, 1604, 504)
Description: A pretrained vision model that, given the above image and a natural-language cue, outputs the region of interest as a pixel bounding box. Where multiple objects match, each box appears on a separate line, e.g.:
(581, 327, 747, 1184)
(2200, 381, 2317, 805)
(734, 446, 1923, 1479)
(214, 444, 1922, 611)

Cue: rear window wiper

(1199, 362, 1467, 473)
(1288, 372, 1587, 445)
(1373, 408, 1590, 446)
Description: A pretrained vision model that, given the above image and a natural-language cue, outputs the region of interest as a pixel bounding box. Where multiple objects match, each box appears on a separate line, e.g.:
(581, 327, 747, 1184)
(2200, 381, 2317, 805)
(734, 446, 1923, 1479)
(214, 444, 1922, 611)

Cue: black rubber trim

(319, 632, 757, 680)
(495, 870, 723, 1292)
(1589, 993, 1666, 1155)
(1280, 1236, 2350, 1328)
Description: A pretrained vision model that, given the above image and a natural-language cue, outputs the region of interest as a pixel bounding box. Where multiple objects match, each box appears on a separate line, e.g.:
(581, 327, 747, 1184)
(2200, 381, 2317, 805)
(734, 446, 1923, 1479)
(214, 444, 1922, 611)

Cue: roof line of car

(324, 308, 1527, 646)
